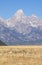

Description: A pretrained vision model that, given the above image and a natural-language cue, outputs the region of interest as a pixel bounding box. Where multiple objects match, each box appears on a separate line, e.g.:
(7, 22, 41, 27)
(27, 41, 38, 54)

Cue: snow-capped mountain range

(0, 9, 42, 45)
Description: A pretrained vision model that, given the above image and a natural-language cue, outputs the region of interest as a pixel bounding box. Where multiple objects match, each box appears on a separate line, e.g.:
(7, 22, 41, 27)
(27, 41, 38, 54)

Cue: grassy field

(0, 46, 42, 65)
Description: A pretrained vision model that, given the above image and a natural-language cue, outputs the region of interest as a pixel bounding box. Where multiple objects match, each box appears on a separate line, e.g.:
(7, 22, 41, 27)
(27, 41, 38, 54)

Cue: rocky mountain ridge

(0, 9, 42, 45)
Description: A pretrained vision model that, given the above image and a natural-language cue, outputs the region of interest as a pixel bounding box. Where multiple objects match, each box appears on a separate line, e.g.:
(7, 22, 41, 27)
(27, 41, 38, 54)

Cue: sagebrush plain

(0, 46, 42, 65)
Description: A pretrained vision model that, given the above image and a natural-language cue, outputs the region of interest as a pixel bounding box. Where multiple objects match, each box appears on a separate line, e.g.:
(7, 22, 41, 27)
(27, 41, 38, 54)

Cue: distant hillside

(0, 40, 7, 46)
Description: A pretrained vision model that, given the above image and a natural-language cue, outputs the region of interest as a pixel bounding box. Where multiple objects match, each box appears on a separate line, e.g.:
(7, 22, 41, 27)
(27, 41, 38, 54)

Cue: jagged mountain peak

(0, 9, 42, 45)
(30, 14, 38, 19)
(15, 9, 24, 14)
(14, 9, 24, 17)
(31, 14, 37, 17)
(16, 9, 23, 13)
(6, 9, 25, 27)
(6, 9, 42, 28)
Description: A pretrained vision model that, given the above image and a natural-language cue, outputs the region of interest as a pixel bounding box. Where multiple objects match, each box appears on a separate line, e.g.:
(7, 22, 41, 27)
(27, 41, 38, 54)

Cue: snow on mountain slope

(6, 9, 26, 27)
(0, 9, 42, 45)
(6, 10, 42, 29)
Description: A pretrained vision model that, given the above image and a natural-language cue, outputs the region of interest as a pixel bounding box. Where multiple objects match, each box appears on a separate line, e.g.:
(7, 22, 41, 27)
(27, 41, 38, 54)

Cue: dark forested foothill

(0, 40, 7, 46)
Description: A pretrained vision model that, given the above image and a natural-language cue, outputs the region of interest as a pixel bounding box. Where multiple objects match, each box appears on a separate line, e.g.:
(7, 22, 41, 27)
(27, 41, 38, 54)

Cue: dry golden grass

(0, 46, 42, 65)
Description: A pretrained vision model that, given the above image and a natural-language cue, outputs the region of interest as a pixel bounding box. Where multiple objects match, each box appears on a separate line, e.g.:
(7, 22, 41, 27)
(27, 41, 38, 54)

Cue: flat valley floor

(0, 46, 42, 65)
